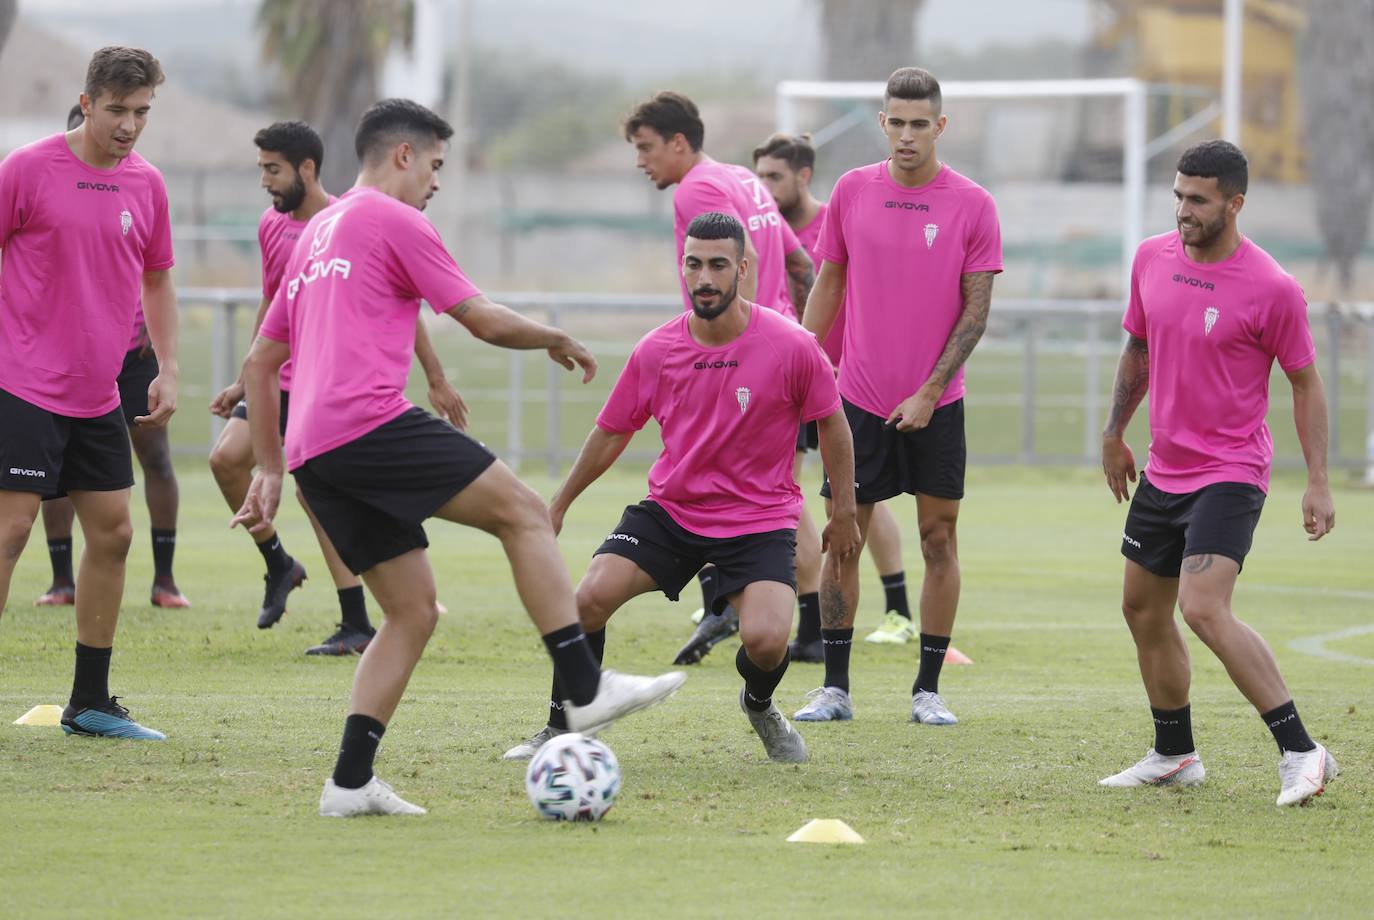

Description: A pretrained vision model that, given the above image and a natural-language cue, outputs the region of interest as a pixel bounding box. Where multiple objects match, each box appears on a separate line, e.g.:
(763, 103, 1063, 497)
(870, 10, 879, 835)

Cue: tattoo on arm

(1104, 335, 1149, 437)
(927, 271, 994, 389)
(1181, 554, 1214, 574)
(820, 581, 849, 630)
(786, 251, 815, 321)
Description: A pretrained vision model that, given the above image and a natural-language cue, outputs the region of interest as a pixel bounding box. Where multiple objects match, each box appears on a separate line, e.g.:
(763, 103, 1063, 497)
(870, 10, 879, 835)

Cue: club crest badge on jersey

(119, 209, 132, 237)
(735, 387, 750, 414)
(923, 223, 939, 248)
(1204, 306, 1220, 336)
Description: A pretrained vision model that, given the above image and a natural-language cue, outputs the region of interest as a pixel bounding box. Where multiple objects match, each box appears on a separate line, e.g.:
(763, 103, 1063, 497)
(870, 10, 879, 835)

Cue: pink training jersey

(0, 133, 174, 416)
(597, 304, 840, 538)
(673, 159, 801, 318)
(795, 203, 845, 365)
(1124, 232, 1315, 494)
(259, 187, 480, 470)
(259, 199, 336, 391)
(816, 161, 1002, 417)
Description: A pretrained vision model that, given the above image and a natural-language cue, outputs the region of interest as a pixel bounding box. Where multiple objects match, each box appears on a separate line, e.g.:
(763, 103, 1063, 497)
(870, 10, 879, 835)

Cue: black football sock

(912, 633, 951, 695)
(48, 537, 74, 585)
(337, 587, 373, 634)
(1150, 704, 1195, 756)
(698, 565, 719, 613)
(543, 624, 599, 708)
(881, 571, 911, 620)
(255, 534, 292, 574)
(70, 642, 112, 709)
(333, 714, 385, 789)
(736, 646, 790, 712)
(821, 628, 853, 693)
(795, 592, 821, 643)
(151, 528, 176, 579)
(548, 628, 604, 731)
(1262, 700, 1317, 754)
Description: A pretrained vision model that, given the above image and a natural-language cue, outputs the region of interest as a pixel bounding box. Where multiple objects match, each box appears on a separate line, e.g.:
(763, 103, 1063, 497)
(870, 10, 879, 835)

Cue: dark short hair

(67, 105, 85, 131)
(354, 98, 454, 164)
(623, 91, 704, 152)
(84, 46, 165, 103)
(1177, 139, 1249, 197)
(254, 120, 325, 174)
(685, 211, 745, 259)
(884, 66, 941, 111)
(751, 132, 815, 172)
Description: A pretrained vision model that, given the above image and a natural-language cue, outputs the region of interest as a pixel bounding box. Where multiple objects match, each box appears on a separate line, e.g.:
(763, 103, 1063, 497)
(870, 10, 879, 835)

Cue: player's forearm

(1103, 335, 1149, 439)
(141, 270, 179, 375)
(801, 265, 845, 344)
(413, 320, 448, 386)
(817, 410, 857, 518)
(923, 271, 994, 392)
(241, 338, 288, 474)
(785, 249, 815, 322)
(550, 427, 632, 514)
(1291, 368, 1330, 484)
(452, 296, 564, 350)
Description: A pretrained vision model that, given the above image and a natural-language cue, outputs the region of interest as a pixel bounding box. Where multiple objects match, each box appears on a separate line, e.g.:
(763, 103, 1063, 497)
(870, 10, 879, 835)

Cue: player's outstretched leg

(35, 498, 77, 605)
(60, 488, 164, 741)
(736, 581, 807, 763)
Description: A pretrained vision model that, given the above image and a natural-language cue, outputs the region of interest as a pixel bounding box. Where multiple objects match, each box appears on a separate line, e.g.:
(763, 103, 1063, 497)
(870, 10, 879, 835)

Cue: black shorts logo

(606, 532, 639, 546)
(8, 467, 47, 479)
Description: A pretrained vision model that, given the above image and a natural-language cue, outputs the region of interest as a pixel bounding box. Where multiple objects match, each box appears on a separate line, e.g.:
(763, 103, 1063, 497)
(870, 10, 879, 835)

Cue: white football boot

(319, 776, 427, 817)
(1099, 749, 1206, 788)
(563, 669, 686, 735)
(1276, 744, 1339, 806)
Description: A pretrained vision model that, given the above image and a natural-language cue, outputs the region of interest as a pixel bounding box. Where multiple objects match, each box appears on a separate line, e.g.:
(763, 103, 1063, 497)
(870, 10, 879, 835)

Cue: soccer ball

(524, 732, 621, 822)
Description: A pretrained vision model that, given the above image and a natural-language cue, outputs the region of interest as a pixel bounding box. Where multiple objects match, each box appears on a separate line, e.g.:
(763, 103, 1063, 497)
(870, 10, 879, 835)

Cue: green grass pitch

(1, 463, 1371, 918)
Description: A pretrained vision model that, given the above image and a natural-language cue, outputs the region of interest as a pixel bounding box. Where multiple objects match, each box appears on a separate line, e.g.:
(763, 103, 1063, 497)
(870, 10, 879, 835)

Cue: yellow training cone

(13, 705, 63, 727)
(946, 647, 974, 665)
(786, 819, 865, 844)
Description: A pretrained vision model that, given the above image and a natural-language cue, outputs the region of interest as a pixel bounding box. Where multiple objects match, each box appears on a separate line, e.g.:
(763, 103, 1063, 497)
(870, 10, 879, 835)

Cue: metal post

(776, 87, 797, 134)
(210, 298, 239, 445)
(1328, 306, 1342, 460)
(1122, 81, 1147, 300)
(1022, 316, 1037, 462)
(1222, 0, 1244, 144)
(1083, 310, 1102, 460)
(507, 350, 523, 473)
(545, 305, 562, 478)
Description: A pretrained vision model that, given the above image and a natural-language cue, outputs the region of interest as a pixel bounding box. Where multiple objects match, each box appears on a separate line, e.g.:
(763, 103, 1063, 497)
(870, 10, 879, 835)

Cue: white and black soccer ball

(524, 732, 621, 822)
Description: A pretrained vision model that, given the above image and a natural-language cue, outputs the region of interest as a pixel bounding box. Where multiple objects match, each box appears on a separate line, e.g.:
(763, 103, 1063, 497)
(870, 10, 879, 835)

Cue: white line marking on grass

(1289, 624, 1374, 667)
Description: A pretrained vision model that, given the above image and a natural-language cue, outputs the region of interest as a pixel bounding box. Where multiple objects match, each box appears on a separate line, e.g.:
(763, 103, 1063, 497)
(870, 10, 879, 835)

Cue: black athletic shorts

(291, 408, 497, 574)
(593, 500, 796, 612)
(0, 387, 134, 497)
(820, 397, 965, 503)
(116, 347, 159, 425)
(796, 420, 818, 453)
(1121, 473, 1266, 577)
(227, 392, 288, 437)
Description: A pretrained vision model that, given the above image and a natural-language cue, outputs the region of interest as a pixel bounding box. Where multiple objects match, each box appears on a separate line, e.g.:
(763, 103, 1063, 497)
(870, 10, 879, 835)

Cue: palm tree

(256, 0, 414, 194)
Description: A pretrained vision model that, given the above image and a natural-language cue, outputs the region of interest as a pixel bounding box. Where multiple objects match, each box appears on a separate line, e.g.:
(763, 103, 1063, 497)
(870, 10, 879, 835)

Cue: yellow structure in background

(1096, 0, 1306, 180)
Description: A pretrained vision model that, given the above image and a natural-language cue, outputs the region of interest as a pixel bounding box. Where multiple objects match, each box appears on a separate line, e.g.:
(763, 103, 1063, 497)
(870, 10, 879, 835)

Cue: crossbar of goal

(776, 77, 1192, 298)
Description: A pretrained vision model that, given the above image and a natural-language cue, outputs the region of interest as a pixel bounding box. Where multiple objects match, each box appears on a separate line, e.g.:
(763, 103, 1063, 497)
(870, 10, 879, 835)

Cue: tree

(1300, 0, 1374, 294)
(256, 0, 413, 195)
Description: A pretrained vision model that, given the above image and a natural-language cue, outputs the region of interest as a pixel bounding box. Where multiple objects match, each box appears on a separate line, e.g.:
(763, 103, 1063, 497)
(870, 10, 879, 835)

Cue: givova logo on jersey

(287, 211, 352, 299)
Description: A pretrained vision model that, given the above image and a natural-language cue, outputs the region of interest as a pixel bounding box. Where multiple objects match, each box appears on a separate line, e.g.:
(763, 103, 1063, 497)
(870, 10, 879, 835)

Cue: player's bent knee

(918, 526, 956, 566)
(1, 514, 36, 560)
(574, 582, 617, 631)
(1178, 598, 1230, 639)
(87, 517, 134, 560)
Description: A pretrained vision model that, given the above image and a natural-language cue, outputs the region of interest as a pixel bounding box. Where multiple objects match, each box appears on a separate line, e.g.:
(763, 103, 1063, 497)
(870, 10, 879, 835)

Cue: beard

(272, 174, 307, 213)
(690, 277, 739, 320)
(1178, 211, 1227, 249)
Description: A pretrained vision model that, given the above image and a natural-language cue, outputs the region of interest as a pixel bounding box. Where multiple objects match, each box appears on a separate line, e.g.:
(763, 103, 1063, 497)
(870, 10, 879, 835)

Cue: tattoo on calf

(1181, 554, 1214, 574)
(820, 581, 849, 629)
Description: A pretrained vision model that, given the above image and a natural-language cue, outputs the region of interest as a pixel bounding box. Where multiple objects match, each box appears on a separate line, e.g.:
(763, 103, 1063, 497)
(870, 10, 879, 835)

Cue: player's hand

(548, 336, 597, 384)
(1102, 434, 1137, 503)
(1301, 481, 1335, 541)
(821, 508, 861, 580)
(231, 471, 282, 536)
(210, 380, 245, 419)
(887, 384, 939, 432)
(428, 378, 469, 430)
(136, 371, 178, 427)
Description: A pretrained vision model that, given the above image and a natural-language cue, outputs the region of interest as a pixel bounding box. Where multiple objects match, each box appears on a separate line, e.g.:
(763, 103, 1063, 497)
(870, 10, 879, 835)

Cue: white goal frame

(775, 78, 1220, 297)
